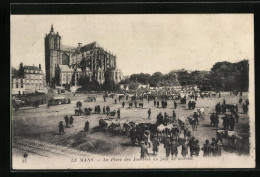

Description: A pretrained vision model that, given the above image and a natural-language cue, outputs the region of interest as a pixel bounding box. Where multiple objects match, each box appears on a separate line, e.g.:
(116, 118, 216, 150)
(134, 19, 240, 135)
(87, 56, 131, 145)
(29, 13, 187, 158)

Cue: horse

(75, 109, 83, 116)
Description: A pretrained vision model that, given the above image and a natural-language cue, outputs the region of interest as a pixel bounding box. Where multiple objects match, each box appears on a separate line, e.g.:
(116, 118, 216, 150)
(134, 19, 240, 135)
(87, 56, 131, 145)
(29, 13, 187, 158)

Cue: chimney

(19, 62, 23, 70)
(39, 64, 41, 70)
(78, 43, 82, 48)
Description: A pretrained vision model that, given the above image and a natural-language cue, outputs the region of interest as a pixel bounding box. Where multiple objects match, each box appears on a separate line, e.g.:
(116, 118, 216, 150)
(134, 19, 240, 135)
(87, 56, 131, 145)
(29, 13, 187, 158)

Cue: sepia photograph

(11, 14, 255, 169)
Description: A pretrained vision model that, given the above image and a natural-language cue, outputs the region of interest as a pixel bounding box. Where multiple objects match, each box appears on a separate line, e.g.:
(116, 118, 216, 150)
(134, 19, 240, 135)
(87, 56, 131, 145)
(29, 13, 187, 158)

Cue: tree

(102, 69, 118, 91)
(79, 56, 88, 76)
(210, 60, 249, 91)
(150, 72, 163, 87)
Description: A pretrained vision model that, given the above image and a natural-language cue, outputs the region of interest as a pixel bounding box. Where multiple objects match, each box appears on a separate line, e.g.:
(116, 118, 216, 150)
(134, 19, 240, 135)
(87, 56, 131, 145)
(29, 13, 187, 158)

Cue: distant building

(23, 64, 45, 93)
(44, 25, 123, 86)
(119, 84, 129, 91)
(11, 67, 25, 95)
(11, 63, 46, 94)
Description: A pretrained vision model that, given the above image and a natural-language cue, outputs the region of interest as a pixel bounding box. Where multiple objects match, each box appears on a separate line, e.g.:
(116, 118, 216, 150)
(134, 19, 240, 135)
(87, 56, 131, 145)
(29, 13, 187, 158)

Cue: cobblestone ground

(12, 92, 250, 159)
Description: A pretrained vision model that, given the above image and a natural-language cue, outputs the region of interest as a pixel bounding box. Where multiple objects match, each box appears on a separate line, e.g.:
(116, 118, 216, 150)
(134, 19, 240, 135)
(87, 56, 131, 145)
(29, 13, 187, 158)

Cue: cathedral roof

(80, 41, 101, 52)
(60, 45, 77, 52)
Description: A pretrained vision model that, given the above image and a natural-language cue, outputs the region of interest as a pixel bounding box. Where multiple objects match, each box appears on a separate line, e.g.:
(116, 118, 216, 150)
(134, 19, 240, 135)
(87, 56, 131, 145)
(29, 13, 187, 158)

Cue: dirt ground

(12, 92, 250, 158)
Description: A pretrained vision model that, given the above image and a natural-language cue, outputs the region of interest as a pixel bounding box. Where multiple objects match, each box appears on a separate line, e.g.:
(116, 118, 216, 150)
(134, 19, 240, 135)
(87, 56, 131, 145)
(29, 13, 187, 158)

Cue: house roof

(23, 65, 42, 71)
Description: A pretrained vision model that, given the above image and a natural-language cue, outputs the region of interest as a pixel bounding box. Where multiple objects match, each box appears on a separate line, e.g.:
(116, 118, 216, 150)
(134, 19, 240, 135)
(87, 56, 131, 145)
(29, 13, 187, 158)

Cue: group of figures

(58, 115, 74, 135)
(58, 115, 89, 134)
(140, 132, 223, 159)
(56, 90, 247, 158)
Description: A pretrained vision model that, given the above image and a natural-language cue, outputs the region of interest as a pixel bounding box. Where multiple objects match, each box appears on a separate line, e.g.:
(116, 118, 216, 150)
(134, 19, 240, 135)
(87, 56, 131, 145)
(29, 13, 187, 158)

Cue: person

(229, 115, 235, 131)
(59, 121, 64, 135)
(201, 139, 211, 157)
(195, 95, 198, 101)
(214, 113, 219, 128)
(157, 101, 159, 108)
(172, 110, 176, 120)
(103, 106, 106, 114)
(115, 98, 117, 104)
(140, 141, 149, 159)
(181, 139, 189, 157)
(122, 101, 125, 108)
(219, 92, 221, 98)
(188, 101, 191, 110)
(223, 99, 226, 105)
(216, 139, 223, 156)
(156, 112, 164, 125)
(84, 121, 89, 132)
(144, 130, 151, 147)
(106, 106, 110, 116)
(245, 99, 249, 106)
(174, 101, 177, 109)
(221, 104, 226, 114)
(188, 137, 195, 157)
(170, 138, 179, 158)
(222, 115, 229, 130)
(103, 95, 106, 102)
(148, 97, 150, 103)
(164, 135, 171, 158)
(69, 115, 74, 126)
(193, 140, 200, 157)
(164, 112, 169, 125)
(64, 115, 69, 127)
(148, 108, 151, 119)
(239, 98, 243, 104)
(234, 112, 239, 123)
(154, 100, 156, 106)
(135, 101, 137, 108)
(117, 109, 120, 120)
(152, 136, 160, 155)
(193, 112, 199, 125)
(130, 128, 137, 146)
(210, 138, 217, 156)
(161, 100, 164, 108)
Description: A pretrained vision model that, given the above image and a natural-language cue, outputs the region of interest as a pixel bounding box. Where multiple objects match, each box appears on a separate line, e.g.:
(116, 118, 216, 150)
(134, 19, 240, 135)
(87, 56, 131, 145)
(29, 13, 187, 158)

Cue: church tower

(45, 24, 61, 85)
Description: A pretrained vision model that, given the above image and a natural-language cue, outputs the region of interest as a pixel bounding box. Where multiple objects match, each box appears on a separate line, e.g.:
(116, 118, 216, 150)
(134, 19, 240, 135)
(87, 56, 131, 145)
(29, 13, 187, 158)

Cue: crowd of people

(55, 90, 247, 158)
(140, 134, 223, 159)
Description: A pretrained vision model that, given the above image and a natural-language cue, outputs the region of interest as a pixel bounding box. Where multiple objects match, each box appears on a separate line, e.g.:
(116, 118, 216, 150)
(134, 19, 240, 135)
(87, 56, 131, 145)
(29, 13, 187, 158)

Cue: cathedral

(45, 25, 123, 86)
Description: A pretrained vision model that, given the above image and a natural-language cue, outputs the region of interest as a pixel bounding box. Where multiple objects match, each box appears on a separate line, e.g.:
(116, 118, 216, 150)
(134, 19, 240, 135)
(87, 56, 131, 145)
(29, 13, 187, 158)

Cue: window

(16, 82, 18, 88)
(21, 83, 23, 88)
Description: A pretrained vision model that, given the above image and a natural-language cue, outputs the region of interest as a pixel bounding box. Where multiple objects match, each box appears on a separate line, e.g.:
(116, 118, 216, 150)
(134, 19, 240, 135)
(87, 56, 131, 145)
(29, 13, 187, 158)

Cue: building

(23, 64, 45, 93)
(11, 67, 25, 95)
(45, 25, 123, 86)
(11, 63, 46, 94)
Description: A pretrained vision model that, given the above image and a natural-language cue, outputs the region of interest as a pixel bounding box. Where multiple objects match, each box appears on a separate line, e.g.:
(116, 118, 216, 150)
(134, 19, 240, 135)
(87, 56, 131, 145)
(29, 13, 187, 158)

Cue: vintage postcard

(11, 14, 255, 169)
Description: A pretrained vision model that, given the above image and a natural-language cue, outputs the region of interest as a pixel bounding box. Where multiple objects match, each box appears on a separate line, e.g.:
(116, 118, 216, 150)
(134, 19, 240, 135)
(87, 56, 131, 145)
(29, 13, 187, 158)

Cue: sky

(11, 14, 254, 76)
